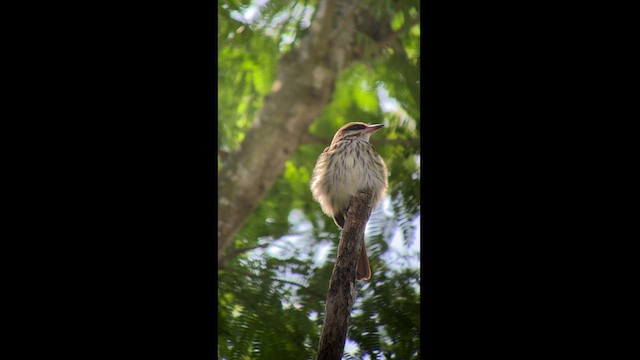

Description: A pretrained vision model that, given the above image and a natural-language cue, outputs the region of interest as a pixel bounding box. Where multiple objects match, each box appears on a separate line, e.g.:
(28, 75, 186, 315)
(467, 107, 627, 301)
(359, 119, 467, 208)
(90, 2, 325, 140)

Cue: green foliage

(219, 0, 420, 358)
(218, 1, 281, 152)
(349, 267, 421, 359)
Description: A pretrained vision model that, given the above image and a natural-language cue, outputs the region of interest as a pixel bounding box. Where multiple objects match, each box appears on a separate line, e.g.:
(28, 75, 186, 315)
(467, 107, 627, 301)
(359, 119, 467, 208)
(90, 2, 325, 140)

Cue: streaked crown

(331, 122, 385, 145)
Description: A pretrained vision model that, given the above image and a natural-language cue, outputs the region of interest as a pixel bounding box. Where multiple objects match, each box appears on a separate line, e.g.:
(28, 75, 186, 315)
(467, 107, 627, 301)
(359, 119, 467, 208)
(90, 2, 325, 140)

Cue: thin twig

(218, 243, 271, 266)
(219, 264, 325, 299)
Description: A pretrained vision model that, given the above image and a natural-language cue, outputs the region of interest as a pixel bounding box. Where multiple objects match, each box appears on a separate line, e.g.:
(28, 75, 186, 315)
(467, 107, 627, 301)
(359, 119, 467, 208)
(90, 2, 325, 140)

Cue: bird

(310, 122, 388, 281)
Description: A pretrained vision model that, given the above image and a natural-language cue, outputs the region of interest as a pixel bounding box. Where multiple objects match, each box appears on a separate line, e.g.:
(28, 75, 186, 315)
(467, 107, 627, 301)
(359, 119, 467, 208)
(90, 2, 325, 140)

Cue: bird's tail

(356, 241, 371, 281)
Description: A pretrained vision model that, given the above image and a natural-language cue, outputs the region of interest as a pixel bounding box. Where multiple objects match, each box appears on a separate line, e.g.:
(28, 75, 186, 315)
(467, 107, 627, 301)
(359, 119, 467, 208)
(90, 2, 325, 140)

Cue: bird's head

(331, 122, 384, 144)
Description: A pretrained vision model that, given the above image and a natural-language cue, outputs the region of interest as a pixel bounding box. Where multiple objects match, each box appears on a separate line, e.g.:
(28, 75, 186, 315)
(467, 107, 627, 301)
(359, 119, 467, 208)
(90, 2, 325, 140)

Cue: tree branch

(218, 231, 312, 266)
(316, 189, 373, 360)
(218, 264, 325, 300)
(307, 0, 338, 55)
(217, 243, 271, 267)
(329, 0, 361, 41)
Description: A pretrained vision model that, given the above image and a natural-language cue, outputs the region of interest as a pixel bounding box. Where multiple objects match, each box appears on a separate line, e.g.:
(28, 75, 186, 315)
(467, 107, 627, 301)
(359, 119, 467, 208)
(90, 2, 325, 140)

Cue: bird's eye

(346, 124, 366, 131)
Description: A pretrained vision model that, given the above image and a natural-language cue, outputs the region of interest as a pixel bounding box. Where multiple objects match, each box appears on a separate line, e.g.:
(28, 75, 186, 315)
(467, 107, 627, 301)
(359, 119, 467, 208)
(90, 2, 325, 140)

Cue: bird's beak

(365, 124, 384, 133)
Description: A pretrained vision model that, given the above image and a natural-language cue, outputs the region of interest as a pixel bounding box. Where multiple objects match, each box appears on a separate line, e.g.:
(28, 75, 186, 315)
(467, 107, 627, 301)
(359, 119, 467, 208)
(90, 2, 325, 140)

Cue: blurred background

(218, 0, 420, 358)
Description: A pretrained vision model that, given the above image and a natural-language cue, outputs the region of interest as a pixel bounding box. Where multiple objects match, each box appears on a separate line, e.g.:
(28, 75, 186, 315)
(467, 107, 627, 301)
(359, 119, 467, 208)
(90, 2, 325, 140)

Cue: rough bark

(316, 189, 374, 360)
(217, 0, 398, 264)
